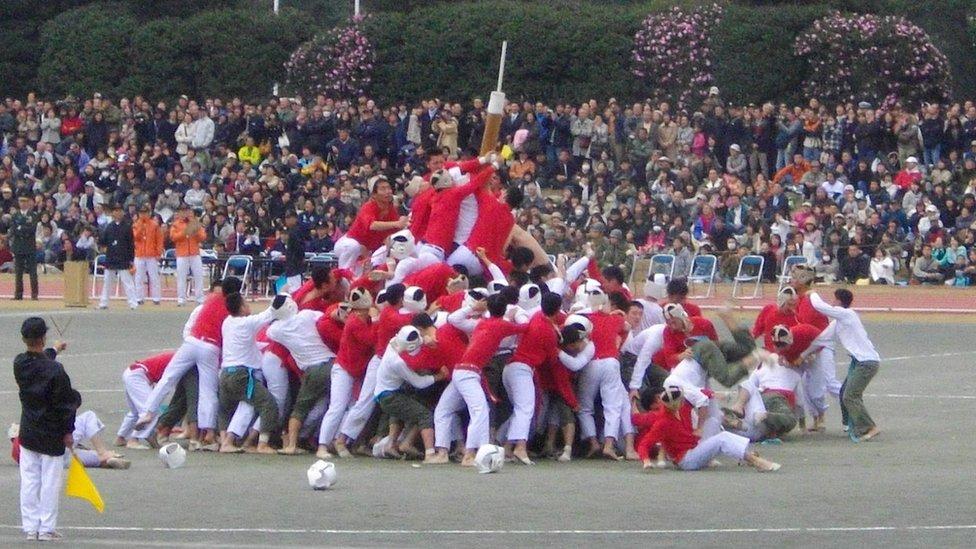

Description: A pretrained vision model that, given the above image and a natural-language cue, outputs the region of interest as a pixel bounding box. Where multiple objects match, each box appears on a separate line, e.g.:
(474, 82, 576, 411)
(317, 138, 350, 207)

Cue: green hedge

(363, 0, 643, 104)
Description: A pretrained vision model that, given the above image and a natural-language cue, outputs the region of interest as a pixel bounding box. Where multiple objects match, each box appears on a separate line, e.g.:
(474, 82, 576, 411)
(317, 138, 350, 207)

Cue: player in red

(752, 287, 799, 351)
(662, 278, 702, 318)
(655, 304, 718, 371)
(429, 294, 528, 466)
(403, 262, 465, 303)
(417, 162, 494, 264)
(333, 175, 408, 276)
(291, 267, 345, 314)
(502, 292, 564, 464)
(790, 264, 840, 431)
(635, 385, 780, 472)
(316, 288, 375, 459)
(117, 350, 176, 449)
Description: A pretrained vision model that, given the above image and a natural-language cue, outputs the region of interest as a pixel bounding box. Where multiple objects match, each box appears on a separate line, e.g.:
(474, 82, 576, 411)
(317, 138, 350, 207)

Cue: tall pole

(354, 0, 360, 17)
(272, 1, 280, 96)
(479, 41, 508, 156)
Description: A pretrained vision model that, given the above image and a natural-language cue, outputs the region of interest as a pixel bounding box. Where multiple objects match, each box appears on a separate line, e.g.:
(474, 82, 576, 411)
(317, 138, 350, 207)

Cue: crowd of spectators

(3, 87, 976, 293)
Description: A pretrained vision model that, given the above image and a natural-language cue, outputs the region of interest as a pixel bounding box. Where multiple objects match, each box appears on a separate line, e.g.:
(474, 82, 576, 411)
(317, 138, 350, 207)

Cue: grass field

(0, 306, 974, 548)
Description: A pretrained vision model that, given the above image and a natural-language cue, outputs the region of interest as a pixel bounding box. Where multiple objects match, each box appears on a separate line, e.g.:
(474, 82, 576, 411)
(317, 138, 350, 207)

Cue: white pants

(100, 268, 138, 308)
(339, 355, 380, 441)
(284, 275, 303, 293)
(142, 337, 220, 430)
(678, 431, 750, 470)
(446, 244, 483, 276)
(176, 255, 205, 304)
(318, 364, 356, 445)
(134, 257, 161, 303)
(71, 411, 105, 467)
(502, 362, 535, 442)
(118, 369, 154, 440)
(227, 370, 269, 437)
(19, 446, 64, 535)
(333, 236, 364, 276)
(434, 369, 489, 451)
(577, 358, 627, 440)
(733, 380, 768, 442)
(416, 242, 446, 266)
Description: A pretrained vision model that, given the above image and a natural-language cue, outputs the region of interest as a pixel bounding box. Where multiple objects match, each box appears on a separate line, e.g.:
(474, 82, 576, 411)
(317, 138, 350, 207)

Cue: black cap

(21, 317, 48, 339)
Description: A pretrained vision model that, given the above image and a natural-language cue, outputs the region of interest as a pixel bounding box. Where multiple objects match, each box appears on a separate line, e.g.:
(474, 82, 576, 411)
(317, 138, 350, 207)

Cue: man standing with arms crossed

(9, 195, 38, 301)
(133, 204, 164, 305)
(99, 204, 139, 310)
(14, 317, 78, 541)
(170, 204, 206, 306)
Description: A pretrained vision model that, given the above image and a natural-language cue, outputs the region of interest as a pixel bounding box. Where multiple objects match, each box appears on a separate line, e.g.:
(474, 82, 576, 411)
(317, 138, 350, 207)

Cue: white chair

(732, 255, 765, 299)
(221, 255, 253, 297)
(687, 254, 718, 298)
(90, 254, 120, 299)
(777, 255, 808, 293)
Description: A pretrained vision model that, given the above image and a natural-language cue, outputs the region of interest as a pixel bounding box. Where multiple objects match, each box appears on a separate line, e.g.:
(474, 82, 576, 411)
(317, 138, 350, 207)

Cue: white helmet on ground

(518, 284, 542, 311)
(307, 460, 337, 490)
(474, 444, 505, 474)
(158, 443, 186, 469)
(389, 230, 416, 261)
(564, 313, 593, 336)
(394, 325, 424, 353)
(403, 286, 427, 313)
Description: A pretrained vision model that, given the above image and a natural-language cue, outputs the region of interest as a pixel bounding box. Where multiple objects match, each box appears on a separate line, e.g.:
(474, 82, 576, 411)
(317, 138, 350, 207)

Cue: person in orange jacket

(169, 203, 207, 306)
(133, 204, 164, 305)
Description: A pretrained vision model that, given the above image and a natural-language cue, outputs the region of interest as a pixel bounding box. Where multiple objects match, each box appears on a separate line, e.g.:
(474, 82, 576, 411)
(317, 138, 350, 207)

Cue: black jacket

(101, 219, 135, 270)
(14, 349, 81, 456)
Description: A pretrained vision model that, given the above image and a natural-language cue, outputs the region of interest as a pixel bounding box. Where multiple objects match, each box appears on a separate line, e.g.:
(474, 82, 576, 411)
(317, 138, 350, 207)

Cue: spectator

(869, 248, 896, 284)
(912, 244, 944, 284)
(840, 244, 870, 283)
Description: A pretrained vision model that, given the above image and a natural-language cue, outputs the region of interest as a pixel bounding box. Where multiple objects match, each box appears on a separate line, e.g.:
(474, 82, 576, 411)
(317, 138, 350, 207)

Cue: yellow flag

(65, 453, 105, 513)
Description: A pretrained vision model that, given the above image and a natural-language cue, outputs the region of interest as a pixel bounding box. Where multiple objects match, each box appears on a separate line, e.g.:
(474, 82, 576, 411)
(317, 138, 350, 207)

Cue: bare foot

(219, 443, 243, 454)
(254, 443, 277, 455)
(277, 446, 306, 455)
(423, 453, 450, 465)
(602, 447, 623, 461)
(460, 454, 476, 467)
(114, 436, 126, 447)
(315, 446, 335, 460)
(625, 449, 640, 461)
(513, 451, 535, 465)
(334, 439, 352, 458)
(860, 426, 881, 441)
(584, 444, 601, 459)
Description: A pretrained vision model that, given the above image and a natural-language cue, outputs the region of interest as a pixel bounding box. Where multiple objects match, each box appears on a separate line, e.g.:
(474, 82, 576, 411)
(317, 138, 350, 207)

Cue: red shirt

(403, 323, 467, 373)
(662, 300, 702, 318)
(778, 323, 823, 364)
(422, 165, 492, 251)
(315, 303, 345, 352)
(587, 311, 627, 359)
(345, 198, 400, 251)
(585, 261, 634, 301)
(795, 293, 829, 332)
(257, 326, 301, 379)
(434, 291, 465, 313)
(403, 262, 457, 303)
(458, 317, 527, 370)
(190, 294, 229, 346)
(336, 313, 375, 378)
(634, 402, 700, 463)
(656, 316, 718, 370)
(466, 188, 515, 267)
(374, 307, 413, 358)
(292, 280, 337, 314)
(511, 312, 560, 368)
(409, 187, 436, 239)
(751, 304, 798, 351)
(130, 351, 176, 384)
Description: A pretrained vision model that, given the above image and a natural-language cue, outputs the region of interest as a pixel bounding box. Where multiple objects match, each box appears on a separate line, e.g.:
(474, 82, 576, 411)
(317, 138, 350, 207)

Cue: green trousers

(291, 362, 332, 422)
(840, 359, 879, 436)
(691, 327, 755, 387)
(158, 368, 199, 428)
(218, 368, 279, 435)
(378, 391, 433, 429)
(760, 392, 798, 436)
(619, 352, 637, 388)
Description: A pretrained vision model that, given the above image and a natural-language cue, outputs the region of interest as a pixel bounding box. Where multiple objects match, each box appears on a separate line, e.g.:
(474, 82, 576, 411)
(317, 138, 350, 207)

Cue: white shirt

(630, 324, 665, 390)
(190, 116, 215, 149)
(183, 303, 204, 340)
(373, 344, 436, 395)
(267, 310, 335, 370)
(634, 299, 665, 331)
(559, 341, 595, 372)
(809, 292, 880, 362)
(221, 307, 275, 368)
(749, 361, 801, 392)
(453, 195, 478, 243)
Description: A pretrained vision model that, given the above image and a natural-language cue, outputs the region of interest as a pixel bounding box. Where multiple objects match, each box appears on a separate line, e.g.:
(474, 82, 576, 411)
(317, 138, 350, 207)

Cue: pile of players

(115, 154, 881, 473)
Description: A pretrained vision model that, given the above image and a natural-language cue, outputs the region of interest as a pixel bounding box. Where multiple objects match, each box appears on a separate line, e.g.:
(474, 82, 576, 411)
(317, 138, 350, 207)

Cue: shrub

(794, 12, 951, 107)
(285, 17, 376, 99)
(631, 3, 725, 108)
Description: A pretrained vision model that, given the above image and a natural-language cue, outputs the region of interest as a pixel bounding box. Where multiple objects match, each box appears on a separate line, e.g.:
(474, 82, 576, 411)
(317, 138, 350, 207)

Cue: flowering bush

(794, 12, 951, 108)
(631, 3, 724, 107)
(284, 16, 375, 99)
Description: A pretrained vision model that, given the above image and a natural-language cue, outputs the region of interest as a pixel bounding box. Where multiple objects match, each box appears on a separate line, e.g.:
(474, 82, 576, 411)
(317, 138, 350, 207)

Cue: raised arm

(559, 341, 595, 372)
(809, 291, 853, 321)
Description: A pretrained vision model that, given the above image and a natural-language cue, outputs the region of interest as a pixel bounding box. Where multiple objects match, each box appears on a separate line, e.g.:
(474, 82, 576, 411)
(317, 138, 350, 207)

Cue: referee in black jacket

(14, 317, 79, 542)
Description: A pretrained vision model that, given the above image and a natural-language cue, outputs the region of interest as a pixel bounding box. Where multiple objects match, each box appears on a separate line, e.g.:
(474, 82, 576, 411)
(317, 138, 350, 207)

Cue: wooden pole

(479, 42, 508, 156)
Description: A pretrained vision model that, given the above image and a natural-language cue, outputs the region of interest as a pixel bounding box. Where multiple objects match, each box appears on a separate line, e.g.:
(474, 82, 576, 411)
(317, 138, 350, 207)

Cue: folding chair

(200, 249, 219, 286)
(687, 254, 717, 298)
(777, 255, 808, 293)
(647, 254, 676, 283)
(731, 255, 765, 299)
(90, 254, 119, 299)
(221, 255, 253, 297)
